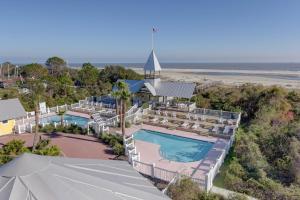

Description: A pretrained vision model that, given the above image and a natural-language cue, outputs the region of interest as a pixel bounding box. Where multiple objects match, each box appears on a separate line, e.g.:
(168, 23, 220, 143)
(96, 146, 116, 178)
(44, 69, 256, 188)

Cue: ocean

(69, 62, 300, 71)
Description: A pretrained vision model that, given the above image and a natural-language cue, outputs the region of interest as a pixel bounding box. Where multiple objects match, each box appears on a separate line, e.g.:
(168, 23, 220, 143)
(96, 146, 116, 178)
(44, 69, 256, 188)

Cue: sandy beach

(132, 68, 300, 89)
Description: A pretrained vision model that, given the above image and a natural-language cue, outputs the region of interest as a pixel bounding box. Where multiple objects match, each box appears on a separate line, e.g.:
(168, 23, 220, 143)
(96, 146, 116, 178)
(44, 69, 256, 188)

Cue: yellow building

(0, 98, 26, 136)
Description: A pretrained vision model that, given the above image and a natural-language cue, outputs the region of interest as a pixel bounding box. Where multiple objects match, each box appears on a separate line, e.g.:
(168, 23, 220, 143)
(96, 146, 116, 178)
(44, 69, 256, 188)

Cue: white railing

(192, 108, 240, 120)
(132, 160, 178, 182)
(203, 136, 233, 192)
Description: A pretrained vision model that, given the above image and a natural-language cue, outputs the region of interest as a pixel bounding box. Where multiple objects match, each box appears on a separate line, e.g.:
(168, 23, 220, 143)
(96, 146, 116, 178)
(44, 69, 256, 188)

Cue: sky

(1, 0, 300, 63)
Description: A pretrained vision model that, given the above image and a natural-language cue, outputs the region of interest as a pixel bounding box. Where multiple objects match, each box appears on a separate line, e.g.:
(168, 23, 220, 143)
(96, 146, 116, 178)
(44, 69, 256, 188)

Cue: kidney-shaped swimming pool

(133, 129, 213, 163)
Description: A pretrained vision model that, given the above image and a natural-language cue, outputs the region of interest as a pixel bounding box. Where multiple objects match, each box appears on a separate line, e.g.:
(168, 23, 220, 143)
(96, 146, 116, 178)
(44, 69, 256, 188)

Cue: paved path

(211, 186, 257, 200)
(0, 133, 115, 160)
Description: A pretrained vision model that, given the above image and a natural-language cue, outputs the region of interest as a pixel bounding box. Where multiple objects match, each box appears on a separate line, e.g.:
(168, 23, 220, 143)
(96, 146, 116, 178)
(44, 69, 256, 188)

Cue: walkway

(211, 186, 257, 200)
(0, 133, 115, 160)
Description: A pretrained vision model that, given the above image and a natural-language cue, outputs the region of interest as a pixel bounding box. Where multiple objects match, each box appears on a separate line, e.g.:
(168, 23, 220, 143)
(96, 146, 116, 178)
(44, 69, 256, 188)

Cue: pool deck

(0, 133, 115, 160)
(66, 111, 91, 119)
(122, 124, 230, 182)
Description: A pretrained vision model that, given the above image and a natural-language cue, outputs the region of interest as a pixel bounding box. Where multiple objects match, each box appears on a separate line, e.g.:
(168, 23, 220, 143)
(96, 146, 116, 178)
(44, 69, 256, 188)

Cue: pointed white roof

(144, 50, 162, 72)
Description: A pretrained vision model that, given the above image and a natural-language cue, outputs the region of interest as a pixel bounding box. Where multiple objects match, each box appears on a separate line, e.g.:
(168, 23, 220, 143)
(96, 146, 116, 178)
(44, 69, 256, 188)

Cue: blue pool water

(40, 114, 89, 127)
(133, 129, 213, 163)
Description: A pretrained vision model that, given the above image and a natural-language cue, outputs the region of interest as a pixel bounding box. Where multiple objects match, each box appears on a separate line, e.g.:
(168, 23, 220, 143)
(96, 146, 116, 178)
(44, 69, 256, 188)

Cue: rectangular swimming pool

(40, 114, 89, 128)
(133, 129, 213, 163)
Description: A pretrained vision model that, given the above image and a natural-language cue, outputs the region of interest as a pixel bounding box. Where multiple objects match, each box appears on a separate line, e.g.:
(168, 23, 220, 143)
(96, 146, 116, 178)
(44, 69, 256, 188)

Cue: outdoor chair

(150, 117, 159, 123)
(163, 111, 168, 117)
(181, 121, 189, 128)
(160, 118, 168, 125)
(227, 119, 233, 125)
(200, 115, 206, 121)
(223, 125, 232, 135)
(192, 123, 199, 130)
(172, 112, 176, 118)
(218, 117, 225, 124)
(212, 125, 219, 133)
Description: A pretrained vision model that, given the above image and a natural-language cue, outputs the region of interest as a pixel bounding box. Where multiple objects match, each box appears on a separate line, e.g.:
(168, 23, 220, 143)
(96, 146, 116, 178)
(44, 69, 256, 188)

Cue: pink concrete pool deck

(122, 124, 230, 181)
(66, 110, 91, 119)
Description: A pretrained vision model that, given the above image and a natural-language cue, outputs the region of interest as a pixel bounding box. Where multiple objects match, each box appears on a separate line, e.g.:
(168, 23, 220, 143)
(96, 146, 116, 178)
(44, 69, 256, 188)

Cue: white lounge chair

(192, 123, 199, 129)
(172, 112, 176, 118)
(160, 118, 168, 125)
(218, 117, 225, 124)
(186, 114, 190, 120)
(150, 117, 159, 123)
(212, 125, 219, 133)
(193, 114, 198, 121)
(200, 115, 206, 121)
(223, 125, 231, 134)
(227, 119, 233, 125)
(181, 121, 189, 128)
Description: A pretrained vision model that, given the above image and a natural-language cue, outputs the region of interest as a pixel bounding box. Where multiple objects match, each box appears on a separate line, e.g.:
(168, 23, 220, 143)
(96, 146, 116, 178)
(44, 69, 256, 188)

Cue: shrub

(109, 138, 118, 147)
(34, 145, 61, 156)
(100, 132, 111, 144)
(167, 178, 224, 200)
(142, 102, 149, 109)
(35, 139, 50, 150)
(40, 124, 55, 133)
(125, 121, 131, 128)
(113, 143, 124, 156)
(100, 133, 124, 156)
(54, 124, 87, 135)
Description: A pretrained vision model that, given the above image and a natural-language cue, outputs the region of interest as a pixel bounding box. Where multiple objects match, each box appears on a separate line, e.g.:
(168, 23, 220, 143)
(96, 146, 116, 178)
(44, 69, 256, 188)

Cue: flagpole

(151, 28, 154, 50)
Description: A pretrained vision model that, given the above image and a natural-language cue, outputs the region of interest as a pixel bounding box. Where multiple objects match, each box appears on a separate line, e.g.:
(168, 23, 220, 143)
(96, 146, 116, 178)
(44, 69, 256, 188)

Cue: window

(2, 120, 8, 124)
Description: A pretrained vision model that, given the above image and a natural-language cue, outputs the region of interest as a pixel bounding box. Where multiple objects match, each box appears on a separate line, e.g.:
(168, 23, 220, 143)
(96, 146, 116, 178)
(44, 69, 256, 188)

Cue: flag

(152, 27, 159, 32)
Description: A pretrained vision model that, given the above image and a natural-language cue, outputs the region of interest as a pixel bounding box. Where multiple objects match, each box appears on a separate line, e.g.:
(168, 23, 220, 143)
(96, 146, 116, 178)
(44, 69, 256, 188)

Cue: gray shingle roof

(0, 153, 170, 200)
(115, 79, 196, 99)
(0, 98, 26, 121)
(145, 79, 196, 99)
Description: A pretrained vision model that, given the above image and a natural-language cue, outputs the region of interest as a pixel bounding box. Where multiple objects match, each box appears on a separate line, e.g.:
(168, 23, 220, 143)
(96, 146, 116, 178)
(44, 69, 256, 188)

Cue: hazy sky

(1, 0, 300, 63)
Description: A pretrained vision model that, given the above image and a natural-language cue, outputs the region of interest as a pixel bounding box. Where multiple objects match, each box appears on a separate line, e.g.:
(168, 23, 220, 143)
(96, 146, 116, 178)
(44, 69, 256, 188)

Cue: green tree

(20, 63, 48, 79)
(27, 79, 46, 151)
(112, 81, 131, 140)
(78, 63, 99, 86)
(46, 56, 66, 76)
(57, 72, 74, 96)
(99, 65, 143, 83)
(57, 110, 66, 126)
(0, 140, 29, 164)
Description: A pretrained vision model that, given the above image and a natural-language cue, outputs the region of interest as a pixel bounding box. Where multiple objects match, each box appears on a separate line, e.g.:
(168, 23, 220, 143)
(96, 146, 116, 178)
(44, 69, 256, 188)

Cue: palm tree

(29, 80, 46, 151)
(112, 81, 131, 140)
(57, 110, 66, 126)
(112, 89, 120, 117)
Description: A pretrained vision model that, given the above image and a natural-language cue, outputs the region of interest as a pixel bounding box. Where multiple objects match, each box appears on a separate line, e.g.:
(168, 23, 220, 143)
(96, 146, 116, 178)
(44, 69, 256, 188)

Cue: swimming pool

(133, 129, 213, 162)
(40, 114, 89, 127)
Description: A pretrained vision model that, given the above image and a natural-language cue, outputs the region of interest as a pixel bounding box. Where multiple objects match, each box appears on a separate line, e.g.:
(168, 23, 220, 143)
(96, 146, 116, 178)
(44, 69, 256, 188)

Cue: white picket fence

(132, 160, 178, 182)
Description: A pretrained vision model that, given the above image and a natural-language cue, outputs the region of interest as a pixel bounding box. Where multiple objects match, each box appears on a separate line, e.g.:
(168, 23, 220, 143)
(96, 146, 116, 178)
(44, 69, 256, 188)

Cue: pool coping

(134, 128, 215, 145)
(122, 124, 230, 181)
(133, 128, 215, 163)
(40, 111, 91, 127)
